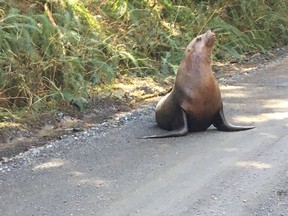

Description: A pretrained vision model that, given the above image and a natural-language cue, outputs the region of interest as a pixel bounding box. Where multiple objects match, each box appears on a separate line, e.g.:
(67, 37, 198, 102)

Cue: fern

(1, 0, 288, 111)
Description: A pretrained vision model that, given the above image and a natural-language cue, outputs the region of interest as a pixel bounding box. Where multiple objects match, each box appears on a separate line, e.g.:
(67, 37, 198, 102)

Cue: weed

(0, 0, 288, 111)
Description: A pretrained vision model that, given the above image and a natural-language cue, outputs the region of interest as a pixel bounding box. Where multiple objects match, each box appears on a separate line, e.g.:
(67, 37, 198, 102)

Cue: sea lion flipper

(140, 110, 188, 139)
(213, 106, 255, 131)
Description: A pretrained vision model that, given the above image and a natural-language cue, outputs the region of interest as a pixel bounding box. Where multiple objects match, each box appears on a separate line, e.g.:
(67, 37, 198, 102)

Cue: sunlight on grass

(0, 122, 22, 128)
(241, 66, 257, 72)
(161, 20, 181, 36)
(91, 76, 170, 105)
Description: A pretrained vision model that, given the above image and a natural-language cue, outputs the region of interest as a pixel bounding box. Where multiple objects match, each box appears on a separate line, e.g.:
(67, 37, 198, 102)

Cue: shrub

(0, 0, 288, 110)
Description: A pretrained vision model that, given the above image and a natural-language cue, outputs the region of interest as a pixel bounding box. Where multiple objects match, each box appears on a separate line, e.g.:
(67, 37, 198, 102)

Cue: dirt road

(1, 57, 288, 216)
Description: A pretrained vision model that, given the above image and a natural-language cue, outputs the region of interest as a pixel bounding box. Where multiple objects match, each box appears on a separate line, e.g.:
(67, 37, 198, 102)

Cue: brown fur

(142, 30, 254, 139)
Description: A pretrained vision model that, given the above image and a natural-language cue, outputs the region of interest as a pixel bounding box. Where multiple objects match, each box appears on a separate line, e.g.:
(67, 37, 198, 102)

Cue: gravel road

(0, 57, 288, 216)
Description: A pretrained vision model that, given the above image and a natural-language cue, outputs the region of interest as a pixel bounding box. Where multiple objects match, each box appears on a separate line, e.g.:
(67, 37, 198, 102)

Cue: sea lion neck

(184, 48, 212, 68)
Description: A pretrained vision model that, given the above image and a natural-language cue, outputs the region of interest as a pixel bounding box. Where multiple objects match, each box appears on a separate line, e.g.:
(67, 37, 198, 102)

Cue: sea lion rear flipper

(213, 106, 255, 131)
(140, 110, 188, 139)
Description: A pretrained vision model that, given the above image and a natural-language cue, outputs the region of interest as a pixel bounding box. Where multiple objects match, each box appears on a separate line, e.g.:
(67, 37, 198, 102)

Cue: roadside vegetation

(1, 0, 288, 114)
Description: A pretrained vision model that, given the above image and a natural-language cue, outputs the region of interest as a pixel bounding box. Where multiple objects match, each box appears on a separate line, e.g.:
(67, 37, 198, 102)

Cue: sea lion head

(203, 30, 216, 47)
(184, 30, 216, 64)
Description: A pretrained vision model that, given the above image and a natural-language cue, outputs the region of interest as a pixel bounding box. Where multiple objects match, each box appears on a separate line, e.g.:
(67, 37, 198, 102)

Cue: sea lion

(143, 30, 254, 138)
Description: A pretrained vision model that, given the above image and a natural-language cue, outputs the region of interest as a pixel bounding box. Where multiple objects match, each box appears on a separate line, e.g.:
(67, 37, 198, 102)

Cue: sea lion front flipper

(213, 106, 255, 131)
(140, 110, 188, 139)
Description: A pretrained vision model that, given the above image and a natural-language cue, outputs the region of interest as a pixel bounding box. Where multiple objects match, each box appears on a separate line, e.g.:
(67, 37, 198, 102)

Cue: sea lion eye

(196, 37, 202, 42)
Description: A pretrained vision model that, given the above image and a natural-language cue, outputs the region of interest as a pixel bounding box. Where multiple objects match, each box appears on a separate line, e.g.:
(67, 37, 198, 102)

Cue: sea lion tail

(213, 107, 255, 131)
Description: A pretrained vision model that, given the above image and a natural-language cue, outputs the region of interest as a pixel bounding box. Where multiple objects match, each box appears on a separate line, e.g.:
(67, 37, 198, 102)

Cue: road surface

(1, 57, 288, 216)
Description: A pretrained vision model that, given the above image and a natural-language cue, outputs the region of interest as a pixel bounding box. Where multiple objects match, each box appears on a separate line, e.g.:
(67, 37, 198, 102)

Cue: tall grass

(0, 0, 288, 110)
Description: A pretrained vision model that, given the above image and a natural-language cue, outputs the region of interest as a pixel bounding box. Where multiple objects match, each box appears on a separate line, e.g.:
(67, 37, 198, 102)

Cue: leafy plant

(1, 0, 288, 111)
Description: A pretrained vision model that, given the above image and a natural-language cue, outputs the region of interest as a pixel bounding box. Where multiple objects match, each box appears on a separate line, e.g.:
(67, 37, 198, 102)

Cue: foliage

(0, 0, 288, 110)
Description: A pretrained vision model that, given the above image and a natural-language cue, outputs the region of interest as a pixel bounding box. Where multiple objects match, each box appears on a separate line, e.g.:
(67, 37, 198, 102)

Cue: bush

(0, 0, 288, 110)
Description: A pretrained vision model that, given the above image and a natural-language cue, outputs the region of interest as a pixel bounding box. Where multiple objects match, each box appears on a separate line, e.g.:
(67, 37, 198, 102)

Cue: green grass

(0, 0, 288, 111)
